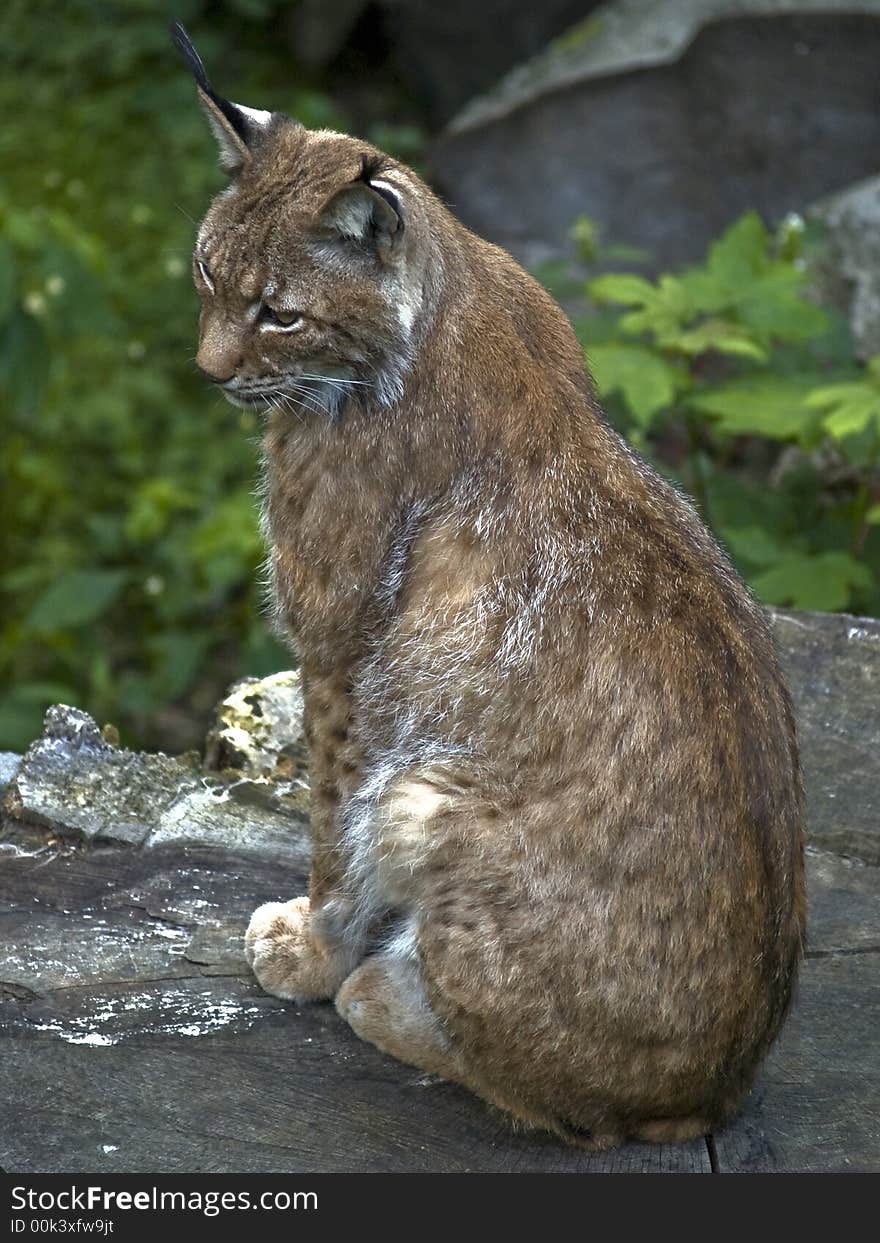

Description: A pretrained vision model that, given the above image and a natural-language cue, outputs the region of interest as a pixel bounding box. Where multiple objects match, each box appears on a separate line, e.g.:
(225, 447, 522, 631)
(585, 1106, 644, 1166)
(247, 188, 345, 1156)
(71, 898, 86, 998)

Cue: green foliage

(0, 0, 424, 751)
(570, 211, 880, 617)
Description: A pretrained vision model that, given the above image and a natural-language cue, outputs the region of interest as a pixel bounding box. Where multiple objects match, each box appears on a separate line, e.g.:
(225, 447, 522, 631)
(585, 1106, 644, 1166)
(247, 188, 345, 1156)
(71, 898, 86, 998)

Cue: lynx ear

(320, 176, 405, 255)
(170, 21, 273, 175)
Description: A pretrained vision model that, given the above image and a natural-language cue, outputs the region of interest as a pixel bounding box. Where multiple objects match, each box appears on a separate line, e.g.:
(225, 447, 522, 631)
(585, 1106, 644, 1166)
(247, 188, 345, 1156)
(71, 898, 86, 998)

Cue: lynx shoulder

(176, 24, 805, 1149)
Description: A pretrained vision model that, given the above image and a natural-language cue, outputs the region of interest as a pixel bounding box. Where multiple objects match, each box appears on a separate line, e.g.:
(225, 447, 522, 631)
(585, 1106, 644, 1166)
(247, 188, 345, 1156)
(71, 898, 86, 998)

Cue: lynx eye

(259, 305, 303, 330)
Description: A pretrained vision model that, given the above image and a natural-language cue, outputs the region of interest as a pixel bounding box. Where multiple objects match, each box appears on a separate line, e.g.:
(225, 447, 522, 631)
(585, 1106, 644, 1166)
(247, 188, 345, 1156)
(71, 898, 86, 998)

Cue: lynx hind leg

(335, 927, 460, 1081)
(245, 896, 353, 1002)
(361, 774, 631, 1149)
(334, 924, 623, 1151)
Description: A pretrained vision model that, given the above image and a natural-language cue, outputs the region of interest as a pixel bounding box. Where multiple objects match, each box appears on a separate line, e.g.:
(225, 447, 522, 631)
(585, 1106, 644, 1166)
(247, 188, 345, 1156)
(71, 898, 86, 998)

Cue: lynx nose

(195, 344, 242, 384)
(196, 320, 243, 384)
(196, 358, 237, 384)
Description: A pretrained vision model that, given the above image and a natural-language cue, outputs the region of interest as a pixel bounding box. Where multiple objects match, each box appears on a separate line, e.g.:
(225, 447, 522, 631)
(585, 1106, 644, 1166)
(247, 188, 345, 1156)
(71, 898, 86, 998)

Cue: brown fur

(183, 58, 805, 1148)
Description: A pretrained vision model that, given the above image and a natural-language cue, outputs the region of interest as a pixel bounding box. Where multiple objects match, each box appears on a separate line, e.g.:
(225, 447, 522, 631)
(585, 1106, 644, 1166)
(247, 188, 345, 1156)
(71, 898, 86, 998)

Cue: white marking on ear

(370, 179, 402, 202)
(369, 179, 405, 235)
(231, 103, 273, 129)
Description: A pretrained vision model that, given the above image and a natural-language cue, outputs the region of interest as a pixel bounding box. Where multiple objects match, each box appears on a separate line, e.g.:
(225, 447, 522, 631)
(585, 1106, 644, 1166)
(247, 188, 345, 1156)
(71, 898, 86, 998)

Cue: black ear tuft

(170, 20, 250, 146)
(358, 153, 388, 184)
(170, 21, 212, 94)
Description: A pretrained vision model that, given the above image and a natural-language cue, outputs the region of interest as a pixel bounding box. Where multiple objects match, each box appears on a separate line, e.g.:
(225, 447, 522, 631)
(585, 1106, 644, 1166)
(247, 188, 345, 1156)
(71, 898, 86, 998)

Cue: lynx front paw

(245, 897, 349, 1002)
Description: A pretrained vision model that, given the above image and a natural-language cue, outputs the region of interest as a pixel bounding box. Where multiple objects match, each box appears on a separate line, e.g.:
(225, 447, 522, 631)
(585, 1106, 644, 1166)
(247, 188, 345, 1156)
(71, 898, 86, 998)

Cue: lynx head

(172, 23, 435, 417)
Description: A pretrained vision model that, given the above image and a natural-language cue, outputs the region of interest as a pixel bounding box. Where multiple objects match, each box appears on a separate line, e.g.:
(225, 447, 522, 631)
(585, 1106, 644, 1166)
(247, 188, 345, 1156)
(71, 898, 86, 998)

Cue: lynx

(174, 24, 805, 1149)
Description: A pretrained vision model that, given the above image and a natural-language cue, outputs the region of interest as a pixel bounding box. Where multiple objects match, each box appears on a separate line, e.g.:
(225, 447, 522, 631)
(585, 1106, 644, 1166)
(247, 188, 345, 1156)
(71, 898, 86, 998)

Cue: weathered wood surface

(0, 832, 711, 1173)
(1, 835, 877, 1172)
(1, 608, 878, 1172)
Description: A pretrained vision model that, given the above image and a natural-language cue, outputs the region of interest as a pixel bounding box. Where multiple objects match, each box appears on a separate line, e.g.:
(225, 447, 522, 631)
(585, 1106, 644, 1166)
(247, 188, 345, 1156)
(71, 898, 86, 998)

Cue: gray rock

(148, 784, 309, 868)
(3, 705, 200, 848)
(434, 1, 880, 269)
(809, 175, 880, 361)
(448, 0, 880, 135)
(772, 610, 880, 864)
(2, 702, 310, 864)
(0, 752, 20, 801)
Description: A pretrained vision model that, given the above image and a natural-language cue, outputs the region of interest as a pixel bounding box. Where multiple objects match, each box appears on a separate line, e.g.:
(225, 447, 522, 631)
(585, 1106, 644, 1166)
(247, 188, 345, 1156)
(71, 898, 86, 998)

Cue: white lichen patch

(204, 669, 306, 781)
(32, 1024, 115, 1046)
(27, 985, 276, 1046)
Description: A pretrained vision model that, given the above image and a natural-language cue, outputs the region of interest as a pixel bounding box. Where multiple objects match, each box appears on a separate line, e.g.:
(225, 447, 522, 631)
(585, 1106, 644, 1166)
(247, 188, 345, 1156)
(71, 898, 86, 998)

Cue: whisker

(174, 203, 199, 227)
(297, 373, 372, 388)
(278, 393, 305, 424)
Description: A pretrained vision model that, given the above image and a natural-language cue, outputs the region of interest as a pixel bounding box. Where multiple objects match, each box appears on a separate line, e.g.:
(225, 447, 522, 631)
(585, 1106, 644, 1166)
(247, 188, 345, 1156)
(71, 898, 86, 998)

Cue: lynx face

(192, 119, 424, 417)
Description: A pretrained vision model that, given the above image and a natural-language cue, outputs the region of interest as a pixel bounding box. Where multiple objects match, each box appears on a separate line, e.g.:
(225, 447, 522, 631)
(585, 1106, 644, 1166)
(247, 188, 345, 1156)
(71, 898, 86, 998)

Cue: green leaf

(706, 473, 795, 536)
(600, 243, 652, 265)
(534, 259, 585, 302)
(125, 477, 198, 543)
(736, 276, 827, 344)
(805, 381, 880, 440)
(26, 570, 127, 632)
(0, 693, 48, 751)
(867, 505, 880, 526)
(751, 552, 873, 612)
(707, 212, 770, 284)
(688, 378, 818, 440)
(668, 319, 767, 361)
(618, 275, 693, 342)
(8, 680, 80, 704)
(677, 213, 827, 346)
(227, 0, 274, 18)
(241, 628, 290, 679)
(587, 273, 656, 307)
(588, 344, 680, 425)
(190, 491, 262, 590)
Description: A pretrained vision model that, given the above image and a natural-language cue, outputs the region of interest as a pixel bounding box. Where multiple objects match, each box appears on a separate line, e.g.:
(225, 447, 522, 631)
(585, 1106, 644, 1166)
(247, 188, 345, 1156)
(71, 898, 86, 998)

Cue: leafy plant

(561, 212, 880, 616)
(0, 0, 425, 752)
